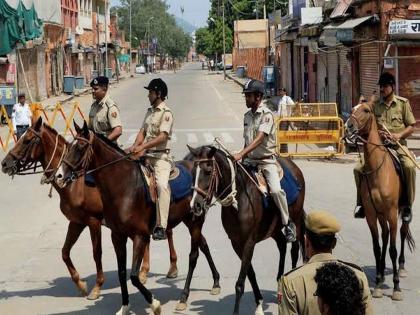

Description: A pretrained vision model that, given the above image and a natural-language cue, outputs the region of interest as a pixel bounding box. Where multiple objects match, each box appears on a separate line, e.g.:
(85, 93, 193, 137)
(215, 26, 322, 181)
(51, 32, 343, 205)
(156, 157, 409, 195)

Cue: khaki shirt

(243, 103, 276, 160)
(374, 94, 415, 145)
(88, 94, 122, 137)
(141, 102, 173, 156)
(278, 253, 374, 315)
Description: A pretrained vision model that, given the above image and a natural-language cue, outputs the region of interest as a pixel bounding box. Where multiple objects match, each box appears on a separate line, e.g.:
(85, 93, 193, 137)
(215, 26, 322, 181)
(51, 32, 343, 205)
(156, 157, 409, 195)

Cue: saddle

(245, 158, 301, 206)
(138, 160, 192, 205)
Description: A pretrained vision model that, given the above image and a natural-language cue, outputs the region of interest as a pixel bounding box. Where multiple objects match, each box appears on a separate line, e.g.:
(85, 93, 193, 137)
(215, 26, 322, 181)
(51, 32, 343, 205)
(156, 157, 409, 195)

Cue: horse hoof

(150, 298, 161, 315)
(210, 286, 221, 295)
(175, 302, 187, 311)
(139, 271, 148, 285)
(116, 304, 130, 315)
(392, 290, 403, 301)
(255, 302, 264, 315)
(166, 266, 178, 279)
(399, 268, 408, 278)
(77, 280, 88, 296)
(372, 288, 383, 298)
(87, 286, 101, 300)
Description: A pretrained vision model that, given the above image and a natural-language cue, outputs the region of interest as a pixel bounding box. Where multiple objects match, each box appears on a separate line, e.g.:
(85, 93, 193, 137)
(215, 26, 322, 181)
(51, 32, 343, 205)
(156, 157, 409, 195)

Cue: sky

(111, 0, 211, 27)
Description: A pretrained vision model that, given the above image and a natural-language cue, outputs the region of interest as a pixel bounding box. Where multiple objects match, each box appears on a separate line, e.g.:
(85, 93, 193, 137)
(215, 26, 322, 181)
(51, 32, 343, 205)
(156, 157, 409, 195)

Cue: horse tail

(406, 226, 416, 253)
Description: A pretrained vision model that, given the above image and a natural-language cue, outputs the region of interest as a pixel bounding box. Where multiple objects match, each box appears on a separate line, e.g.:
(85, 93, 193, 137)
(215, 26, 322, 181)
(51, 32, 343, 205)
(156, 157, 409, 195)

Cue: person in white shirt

(12, 93, 32, 140)
(277, 89, 294, 153)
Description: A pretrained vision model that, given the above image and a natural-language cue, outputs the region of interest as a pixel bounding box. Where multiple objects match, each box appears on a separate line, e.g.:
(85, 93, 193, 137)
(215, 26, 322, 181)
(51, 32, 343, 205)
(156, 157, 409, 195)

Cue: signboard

(301, 7, 323, 25)
(389, 20, 420, 39)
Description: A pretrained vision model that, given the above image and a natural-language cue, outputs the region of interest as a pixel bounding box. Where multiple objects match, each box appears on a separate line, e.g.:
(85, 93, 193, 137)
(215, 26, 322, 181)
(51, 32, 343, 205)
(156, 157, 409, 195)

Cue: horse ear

(82, 121, 90, 138)
(187, 145, 200, 157)
(208, 146, 217, 158)
(34, 116, 42, 130)
(74, 120, 82, 134)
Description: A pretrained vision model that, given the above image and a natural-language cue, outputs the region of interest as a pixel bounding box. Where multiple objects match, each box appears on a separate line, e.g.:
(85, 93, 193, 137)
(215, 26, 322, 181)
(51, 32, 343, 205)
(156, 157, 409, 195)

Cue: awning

(328, 15, 376, 43)
(330, 0, 354, 19)
(333, 15, 374, 30)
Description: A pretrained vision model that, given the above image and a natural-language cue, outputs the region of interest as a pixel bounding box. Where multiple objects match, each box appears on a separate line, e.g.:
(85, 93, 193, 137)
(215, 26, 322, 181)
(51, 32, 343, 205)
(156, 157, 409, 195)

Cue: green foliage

(113, 0, 191, 59)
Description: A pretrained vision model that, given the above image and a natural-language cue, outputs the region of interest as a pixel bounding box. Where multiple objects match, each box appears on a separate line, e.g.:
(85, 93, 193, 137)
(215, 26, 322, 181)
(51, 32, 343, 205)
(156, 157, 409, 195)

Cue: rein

(11, 128, 43, 176)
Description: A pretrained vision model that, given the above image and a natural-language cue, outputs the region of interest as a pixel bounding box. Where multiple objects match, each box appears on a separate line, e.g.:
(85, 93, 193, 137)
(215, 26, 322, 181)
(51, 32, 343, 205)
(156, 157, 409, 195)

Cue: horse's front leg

(166, 229, 179, 278)
(87, 219, 105, 300)
(199, 234, 221, 295)
(62, 222, 88, 296)
(274, 235, 287, 281)
(233, 237, 256, 315)
(130, 234, 161, 314)
(111, 232, 129, 315)
(175, 223, 201, 312)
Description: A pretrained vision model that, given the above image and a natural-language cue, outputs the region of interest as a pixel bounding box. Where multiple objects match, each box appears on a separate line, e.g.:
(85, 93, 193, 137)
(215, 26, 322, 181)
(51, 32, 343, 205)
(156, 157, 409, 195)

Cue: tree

(113, 0, 191, 60)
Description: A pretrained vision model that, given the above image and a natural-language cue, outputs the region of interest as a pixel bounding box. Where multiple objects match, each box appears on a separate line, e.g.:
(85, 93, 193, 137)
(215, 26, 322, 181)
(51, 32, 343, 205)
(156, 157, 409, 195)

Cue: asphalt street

(0, 63, 419, 315)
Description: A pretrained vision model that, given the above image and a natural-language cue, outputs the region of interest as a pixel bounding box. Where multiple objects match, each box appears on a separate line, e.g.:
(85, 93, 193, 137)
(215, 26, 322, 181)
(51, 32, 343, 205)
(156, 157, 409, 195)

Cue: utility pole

(264, 0, 267, 19)
(96, 5, 100, 76)
(222, 0, 226, 80)
(129, 0, 133, 76)
(105, 0, 108, 77)
(256, 0, 259, 19)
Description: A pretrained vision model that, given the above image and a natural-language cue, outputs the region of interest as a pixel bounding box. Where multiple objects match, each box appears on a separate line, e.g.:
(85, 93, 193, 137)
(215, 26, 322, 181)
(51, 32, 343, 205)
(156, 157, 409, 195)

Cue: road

(1, 63, 419, 315)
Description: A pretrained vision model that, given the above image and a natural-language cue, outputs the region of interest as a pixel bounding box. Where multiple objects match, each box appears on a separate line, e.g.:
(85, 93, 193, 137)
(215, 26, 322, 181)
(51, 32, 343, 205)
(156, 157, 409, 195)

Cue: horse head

(188, 145, 235, 215)
(56, 120, 93, 188)
(1, 117, 43, 176)
(345, 101, 375, 141)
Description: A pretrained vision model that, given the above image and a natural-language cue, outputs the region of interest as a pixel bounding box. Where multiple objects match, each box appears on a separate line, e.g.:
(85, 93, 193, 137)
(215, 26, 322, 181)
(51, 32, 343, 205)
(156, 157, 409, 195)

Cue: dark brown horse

(56, 121, 221, 315)
(0, 118, 178, 300)
(187, 145, 306, 315)
(345, 102, 415, 301)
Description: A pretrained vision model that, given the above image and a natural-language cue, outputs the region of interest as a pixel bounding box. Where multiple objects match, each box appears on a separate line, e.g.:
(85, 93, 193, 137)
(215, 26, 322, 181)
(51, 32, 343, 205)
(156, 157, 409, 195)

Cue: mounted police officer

(278, 210, 373, 315)
(126, 78, 173, 241)
(88, 76, 122, 142)
(353, 72, 416, 222)
(233, 79, 296, 242)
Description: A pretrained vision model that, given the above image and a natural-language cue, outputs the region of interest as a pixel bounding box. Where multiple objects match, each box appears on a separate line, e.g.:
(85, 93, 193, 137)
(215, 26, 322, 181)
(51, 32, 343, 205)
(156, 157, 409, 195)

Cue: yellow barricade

(276, 103, 345, 158)
(49, 101, 86, 137)
(0, 105, 17, 152)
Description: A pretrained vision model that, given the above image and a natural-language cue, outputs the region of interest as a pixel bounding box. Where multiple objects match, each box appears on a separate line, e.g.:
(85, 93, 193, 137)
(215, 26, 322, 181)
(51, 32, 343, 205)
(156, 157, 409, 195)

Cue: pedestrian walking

(277, 88, 295, 153)
(11, 93, 32, 140)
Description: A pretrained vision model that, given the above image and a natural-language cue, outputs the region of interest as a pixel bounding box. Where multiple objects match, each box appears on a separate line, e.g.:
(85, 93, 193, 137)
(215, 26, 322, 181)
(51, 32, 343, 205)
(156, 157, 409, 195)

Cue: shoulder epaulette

(395, 95, 408, 102)
(283, 264, 305, 277)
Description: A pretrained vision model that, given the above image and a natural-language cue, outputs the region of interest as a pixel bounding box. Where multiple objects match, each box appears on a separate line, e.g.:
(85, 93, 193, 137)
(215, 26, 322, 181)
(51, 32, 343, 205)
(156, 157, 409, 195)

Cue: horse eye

(364, 108, 370, 113)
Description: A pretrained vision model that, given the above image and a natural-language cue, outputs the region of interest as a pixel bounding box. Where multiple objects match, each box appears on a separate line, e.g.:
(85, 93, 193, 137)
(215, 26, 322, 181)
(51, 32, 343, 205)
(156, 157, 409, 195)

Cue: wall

(233, 48, 267, 81)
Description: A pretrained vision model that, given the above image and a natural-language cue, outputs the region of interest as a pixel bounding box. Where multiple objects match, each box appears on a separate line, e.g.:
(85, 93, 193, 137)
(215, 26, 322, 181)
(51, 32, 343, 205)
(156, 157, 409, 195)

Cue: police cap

(90, 76, 109, 87)
(144, 78, 168, 98)
(305, 210, 341, 235)
(243, 79, 265, 95)
(378, 72, 395, 86)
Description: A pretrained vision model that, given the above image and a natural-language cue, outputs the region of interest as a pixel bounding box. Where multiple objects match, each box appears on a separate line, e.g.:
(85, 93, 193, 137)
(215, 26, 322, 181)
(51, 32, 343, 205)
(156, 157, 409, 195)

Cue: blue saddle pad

(169, 163, 193, 201)
(279, 162, 301, 206)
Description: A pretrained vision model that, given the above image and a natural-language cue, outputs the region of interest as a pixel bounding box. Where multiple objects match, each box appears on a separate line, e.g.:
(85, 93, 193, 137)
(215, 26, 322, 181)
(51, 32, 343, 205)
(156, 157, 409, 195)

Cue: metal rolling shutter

(360, 43, 380, 98)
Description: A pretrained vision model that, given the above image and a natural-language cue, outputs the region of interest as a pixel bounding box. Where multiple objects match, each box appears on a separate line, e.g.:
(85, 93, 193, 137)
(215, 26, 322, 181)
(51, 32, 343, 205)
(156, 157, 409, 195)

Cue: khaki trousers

(151, 158, 171, 229)
(354, 146, 416, 206)
(247, 158, 289, 225)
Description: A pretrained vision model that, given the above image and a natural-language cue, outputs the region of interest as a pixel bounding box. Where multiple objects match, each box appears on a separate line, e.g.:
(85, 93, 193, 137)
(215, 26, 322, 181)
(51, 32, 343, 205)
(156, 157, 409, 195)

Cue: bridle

(62, 131, 134, 183)
(191, 154, 238, 214)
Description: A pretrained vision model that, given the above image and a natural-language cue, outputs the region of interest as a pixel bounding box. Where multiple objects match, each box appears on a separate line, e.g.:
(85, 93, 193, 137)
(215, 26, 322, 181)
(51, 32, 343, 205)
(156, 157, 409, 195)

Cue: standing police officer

(88, 76, 122, 142)
(353, 72, 416, 222)
(278, 210, 373, 315)
(233, 79, 296, 242)
(126, 78, 173, 241)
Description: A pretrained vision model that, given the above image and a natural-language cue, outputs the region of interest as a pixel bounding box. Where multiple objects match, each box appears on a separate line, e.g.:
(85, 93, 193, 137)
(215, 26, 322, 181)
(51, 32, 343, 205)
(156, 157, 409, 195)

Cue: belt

(16, 125, 29, 128)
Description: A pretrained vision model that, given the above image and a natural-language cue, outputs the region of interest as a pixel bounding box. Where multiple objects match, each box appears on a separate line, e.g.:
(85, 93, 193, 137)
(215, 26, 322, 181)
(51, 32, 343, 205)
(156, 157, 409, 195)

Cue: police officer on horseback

(233, 79, 296, 242)
(353, 72, 416, 222)
(88, 76, 122, 142)
(126, 78, 173, 241)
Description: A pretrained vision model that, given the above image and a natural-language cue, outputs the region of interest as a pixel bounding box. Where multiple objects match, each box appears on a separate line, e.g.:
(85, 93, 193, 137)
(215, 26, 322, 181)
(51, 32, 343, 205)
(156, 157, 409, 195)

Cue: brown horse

(187, 145, 306, 315)
(345, 102, 415, 301)
(56, 121, 221, 315)
(0, 118, 178, 300)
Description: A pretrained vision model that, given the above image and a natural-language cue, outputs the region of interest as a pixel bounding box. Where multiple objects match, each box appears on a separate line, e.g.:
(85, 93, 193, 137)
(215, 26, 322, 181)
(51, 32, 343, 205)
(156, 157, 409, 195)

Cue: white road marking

(221, 132, 234, 143)
(187, 133, 198, 143)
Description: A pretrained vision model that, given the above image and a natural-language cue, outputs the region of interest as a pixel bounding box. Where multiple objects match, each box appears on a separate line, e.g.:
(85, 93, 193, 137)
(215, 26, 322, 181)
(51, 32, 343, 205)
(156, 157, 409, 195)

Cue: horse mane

(42, 123, 68, 143)
(95, 133, 127, 155)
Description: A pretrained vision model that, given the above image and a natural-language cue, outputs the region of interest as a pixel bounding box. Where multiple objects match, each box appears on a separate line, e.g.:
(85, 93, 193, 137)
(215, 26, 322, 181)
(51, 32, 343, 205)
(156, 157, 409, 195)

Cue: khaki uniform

(354, 95, 416, 206)
(141, 102, 173, 229)
(243, 103, 289, 225)
(278, 253, 374, 315)
(88, 94, 122, 140)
